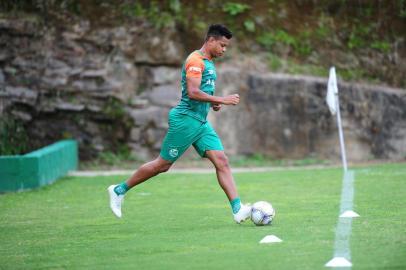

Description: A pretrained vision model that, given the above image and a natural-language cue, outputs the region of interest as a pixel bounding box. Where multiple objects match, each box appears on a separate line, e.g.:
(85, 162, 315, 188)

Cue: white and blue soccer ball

(251, 201, 275, 226)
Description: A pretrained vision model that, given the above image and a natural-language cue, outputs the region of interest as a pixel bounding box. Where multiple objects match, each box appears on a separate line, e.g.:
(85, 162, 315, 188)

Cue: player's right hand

(221, 94, 240, 105)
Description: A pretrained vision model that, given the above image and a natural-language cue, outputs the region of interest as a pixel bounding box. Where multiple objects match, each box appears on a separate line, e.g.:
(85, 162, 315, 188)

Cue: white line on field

(68, 165, 339, 177)
(326, 170, 358, 268)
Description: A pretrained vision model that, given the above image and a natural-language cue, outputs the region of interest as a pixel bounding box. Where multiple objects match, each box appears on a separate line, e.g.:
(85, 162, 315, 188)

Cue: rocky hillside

(1, 1, 405, 162)
(0, 16, 184, 159)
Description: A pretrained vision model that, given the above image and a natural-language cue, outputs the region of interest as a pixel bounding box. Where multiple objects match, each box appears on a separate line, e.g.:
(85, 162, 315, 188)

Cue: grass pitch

(0, 163, 405, 269)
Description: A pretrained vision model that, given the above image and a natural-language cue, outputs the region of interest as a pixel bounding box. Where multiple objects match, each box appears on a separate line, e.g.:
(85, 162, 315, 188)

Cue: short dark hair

(205, 24, 232, 41)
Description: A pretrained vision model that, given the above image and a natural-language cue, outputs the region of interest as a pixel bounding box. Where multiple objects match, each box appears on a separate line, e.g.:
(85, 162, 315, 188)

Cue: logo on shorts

(169, 148, 179, 158)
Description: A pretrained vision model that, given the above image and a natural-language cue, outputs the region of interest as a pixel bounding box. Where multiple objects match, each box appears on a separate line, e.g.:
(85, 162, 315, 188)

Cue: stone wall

(1, 16, 405, 161)
(212, 69, 406, 161)
(0, 17, 182, 159)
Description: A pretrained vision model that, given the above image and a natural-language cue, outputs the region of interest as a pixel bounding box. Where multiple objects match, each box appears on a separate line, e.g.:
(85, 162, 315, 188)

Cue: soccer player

(108, 24, 251, 223)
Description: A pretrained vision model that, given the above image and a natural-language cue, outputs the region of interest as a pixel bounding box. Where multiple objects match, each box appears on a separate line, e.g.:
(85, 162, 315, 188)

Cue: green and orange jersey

(174, 50, 217, 122)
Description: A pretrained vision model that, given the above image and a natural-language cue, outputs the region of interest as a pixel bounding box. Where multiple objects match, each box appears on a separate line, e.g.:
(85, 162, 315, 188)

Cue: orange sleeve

(185, 54, 204, 78)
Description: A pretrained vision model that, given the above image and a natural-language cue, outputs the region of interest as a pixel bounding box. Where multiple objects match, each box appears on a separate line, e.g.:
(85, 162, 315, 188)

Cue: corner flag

(326, 67, 348, 172)
(326, 67, 338, 115)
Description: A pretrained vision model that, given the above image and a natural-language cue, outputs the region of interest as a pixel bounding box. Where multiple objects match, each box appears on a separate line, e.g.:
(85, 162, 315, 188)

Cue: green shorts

(160, 108, 224, 162)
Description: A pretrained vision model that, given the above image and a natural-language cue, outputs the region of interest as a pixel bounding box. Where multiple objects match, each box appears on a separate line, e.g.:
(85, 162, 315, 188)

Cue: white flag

(326, 67, 338, 115)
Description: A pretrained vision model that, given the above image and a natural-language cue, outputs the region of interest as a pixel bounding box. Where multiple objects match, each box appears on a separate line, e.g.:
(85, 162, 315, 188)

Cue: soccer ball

(251, 201, 275, 226)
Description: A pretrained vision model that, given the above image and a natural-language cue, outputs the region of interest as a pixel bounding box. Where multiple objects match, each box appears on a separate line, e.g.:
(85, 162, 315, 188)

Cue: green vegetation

(119, 0, 404, 87)
(0, 163, 405, 269)
(0, 117, 29, 155)
(222, 2, 251, 16)
(121, 0, 185, 29)
(81, 146, 141, 170)
(257, 29, 312, 57)
(399, 0, 406, 18)
(345, 22, 391, 53)
(370, 41, 391, 53)
(103, 97, 127, 119)
(243, 19, 255, 32)
(2, 0, 405, 87)
(264, 53, 328, 78)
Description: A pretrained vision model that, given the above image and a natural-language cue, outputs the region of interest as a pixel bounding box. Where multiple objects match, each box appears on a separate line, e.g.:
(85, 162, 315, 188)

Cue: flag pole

(334, 89, 348, 172)
(326, 67, 348, 173)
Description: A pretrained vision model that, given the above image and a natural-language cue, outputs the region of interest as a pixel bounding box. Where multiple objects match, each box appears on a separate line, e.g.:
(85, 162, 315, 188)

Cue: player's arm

(186, 77, 240, 105)
(185, 56, 239, 105)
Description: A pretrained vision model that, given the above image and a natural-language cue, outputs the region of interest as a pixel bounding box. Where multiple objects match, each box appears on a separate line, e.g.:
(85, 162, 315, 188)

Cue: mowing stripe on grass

(326, 170, 357, 268)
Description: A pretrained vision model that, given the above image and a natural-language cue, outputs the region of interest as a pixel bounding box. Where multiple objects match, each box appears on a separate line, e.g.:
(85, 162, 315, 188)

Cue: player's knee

(158, 162, 172, 173)
(215, 153, 230, 171)
(151, 157, 172, 174)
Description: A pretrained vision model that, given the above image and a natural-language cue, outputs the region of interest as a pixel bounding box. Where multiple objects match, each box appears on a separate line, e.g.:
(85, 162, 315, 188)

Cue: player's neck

(199, 45, 213, 60)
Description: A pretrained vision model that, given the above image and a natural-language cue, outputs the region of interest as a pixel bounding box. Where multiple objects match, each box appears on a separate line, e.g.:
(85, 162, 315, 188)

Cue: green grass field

(0, 163, 405, 269)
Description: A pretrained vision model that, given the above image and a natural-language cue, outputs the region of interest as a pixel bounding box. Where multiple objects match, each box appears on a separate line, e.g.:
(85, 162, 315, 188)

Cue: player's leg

(108, 156, 172, 217)
(193, 123, 251, 223)
(108, 109, 199, 218)
(205, 150, 251, 223)
(107, 156, 172, 218)
(126, 156, 173, 188)
(205, 150, 237, 200)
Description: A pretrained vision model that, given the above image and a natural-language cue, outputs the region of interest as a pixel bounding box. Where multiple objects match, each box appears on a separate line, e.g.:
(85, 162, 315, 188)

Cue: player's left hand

(212, 103, 222, 111)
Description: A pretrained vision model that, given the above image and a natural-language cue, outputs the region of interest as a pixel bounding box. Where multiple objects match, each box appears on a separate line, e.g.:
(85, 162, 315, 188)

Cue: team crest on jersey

(169, 148, 179, 158)
(208, 69, 214, 75)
